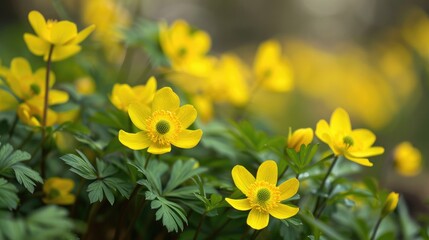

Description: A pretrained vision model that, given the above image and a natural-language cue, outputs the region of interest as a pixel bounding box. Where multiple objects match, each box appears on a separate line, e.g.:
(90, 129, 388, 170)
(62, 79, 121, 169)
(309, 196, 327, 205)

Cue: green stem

(370, 216, 383, 240)
(113, 184, 143, 240)
(193, 211, 207, 240)
(144, 153, 153, 169)
(8, 114, 18, 140)
(313, 155, 338, 217)
(83, 202, 101, 240)
(250, 229, 261, 240)
(122, 198, 147, 240)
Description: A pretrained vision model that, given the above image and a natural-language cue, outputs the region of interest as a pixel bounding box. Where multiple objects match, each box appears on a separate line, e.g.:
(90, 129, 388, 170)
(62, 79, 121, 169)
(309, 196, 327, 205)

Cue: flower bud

(381, 192, 399, 217)
(287, 128, 313, 151)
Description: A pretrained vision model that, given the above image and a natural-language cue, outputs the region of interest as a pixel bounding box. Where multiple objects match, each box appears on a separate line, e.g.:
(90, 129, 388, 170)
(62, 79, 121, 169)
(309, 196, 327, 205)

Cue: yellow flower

(110, 76, 157, 112)
(287, 128, 314, 152)
(226, 160, 299, 230)
(393, 142, 422, 177)
(381, 192, 399, 217)
(75, 77, 95, 95)
(315, 108, 384, 167)
(42, 177, 76, 205)
(191, 95, 213, 123)
(160, 20, 211, 68)
(253, 39, 293, 92)
(119, 87, 203, 154)
(24, 10, 95, 62)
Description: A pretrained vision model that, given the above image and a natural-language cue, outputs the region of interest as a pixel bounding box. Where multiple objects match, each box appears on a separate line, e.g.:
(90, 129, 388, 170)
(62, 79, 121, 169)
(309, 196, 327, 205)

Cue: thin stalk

(83, 202, 101, 240)
(313, 155, 339, 217)
(144, 153, 153, 169)
(193, 211, 207, 240)
(8, 114, 18, 140)
(122, 198, 147, 240)
(370, 216, 383, 240)
(113, 184, 143, 240)
(250, 229, 261, 240)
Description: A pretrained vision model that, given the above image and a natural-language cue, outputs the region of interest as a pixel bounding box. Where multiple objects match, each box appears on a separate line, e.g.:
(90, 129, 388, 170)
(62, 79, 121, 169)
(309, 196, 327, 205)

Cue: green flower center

(30, 83, 41, 95)
(156, 120, 170, 135)
(256, 188, 271, 203)
(178, 47, 187, 57)
(343, 136, 354, 148)
(48, 188, 61, 199)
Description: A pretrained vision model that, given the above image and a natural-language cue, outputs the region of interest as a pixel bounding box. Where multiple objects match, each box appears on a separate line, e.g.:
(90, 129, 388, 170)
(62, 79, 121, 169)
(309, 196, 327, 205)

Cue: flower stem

(193, 211, 207, 240)
(144, 152, 153, 169)
(8, 114, 18, 140)
(313, 155, 338, 217)
(370, 216, 383, 240)
(40, 44, 55, 179)
(113, 184, 143, 240)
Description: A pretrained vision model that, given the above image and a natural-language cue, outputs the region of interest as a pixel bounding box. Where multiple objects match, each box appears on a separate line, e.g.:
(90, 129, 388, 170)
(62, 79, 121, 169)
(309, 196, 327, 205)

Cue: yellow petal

(171, 129, 202, 148)
(128, 102, 151, 131)
(256, 160, 277, 185)
(231, 165, 255, 195)
(315, 120, 331, 144)
(118, 130, 151, 150)
(111, 84, 136, 111)
(269, 204, 299, 219)
(72, 24, 96, 44)
(28, 11, 49, 40)
(152, 87, 180, 112)
(225, 198, 251, 211)
(34, 68, 55, 87)
(349, 147, 384, 158)
(350, 129, 376, 148)
(50, 45, 81, 62)
(11, 57, 32, 78)
(247, 209, 269, 230)
(23, 33, 50, 56)
(49, 90, 69, 105)
(330, 108, 351, 134)
(176, 105, 197, 128)
(343, 154, 373, 167)
(193, 31, 211, 55)
(45, 177, 75, 192)
(148, 142, 171, 154)
(50, 21, 77, 45)
(278, 178, 299, 201)
(0, 89, 18, 111)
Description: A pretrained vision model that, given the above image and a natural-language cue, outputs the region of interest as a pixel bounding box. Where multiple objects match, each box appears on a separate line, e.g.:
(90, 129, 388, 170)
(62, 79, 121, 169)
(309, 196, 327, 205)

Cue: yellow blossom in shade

(23, 10, 95, 62)
(226, 160, 299, 230)
(315, 108, 384, 167)
(159, 20, 211, 68)
(192, 95, 214, 123)
(381, 192, 399, 217)
(393, 142, 422, 177)
(119, 87, 203, 154)
(75, 77, 95, 95)
(110, 76, 157, 112)
(253, 39, 293, 92)
(42, 177, 76, 205)
(287, 128, 314, 152)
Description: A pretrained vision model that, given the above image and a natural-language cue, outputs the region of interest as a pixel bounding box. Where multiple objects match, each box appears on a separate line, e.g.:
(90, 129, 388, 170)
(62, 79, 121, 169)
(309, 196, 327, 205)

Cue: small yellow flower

(381, 192, 399, 217)
(160, 20, 211, 67)
(226, 160, 299, 230)
(191, 95, 213, 123)
(119, 87, 203, 154)
(315, 108, 384, 167)
(110, 76, 157, 112)
(24, 10, 95, 62)
(253, 39, 293, 92)
(75, 77, 95, 95)
(287, 128, 314, 151)
(393, 142, 422, 177)
(43, 177, 76, 205)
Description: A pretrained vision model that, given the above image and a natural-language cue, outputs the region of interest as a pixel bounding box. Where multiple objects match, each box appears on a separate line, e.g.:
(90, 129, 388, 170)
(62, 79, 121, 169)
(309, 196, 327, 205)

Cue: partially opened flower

(119, 87, 203, 154)
(315, 108, 384, 167)
(393, 141, 422, 176)
(226, 160, 299, 230)
(43, 177, 76, 205)
(110, 76, 157, 112)
(24, 10, 95, 62)
(381, 192, 399, 217)
(287, 127, 314, 152)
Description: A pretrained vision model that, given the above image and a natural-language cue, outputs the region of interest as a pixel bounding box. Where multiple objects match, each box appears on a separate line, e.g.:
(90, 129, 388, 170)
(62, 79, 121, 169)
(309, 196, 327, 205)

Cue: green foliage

(0, 178, 18, 210)
(0, 142, 42, 193)
(0, 206, 75, 240)
(286, 143, 319, 174)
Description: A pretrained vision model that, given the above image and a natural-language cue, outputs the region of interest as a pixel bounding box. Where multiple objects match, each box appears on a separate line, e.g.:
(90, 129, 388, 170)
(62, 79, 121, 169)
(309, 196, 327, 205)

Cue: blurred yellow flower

(381, 192, 399, 217)
(160, 20, 211, 68)
(24, 10, 95, 62)
(75, 77, 96, 95)
(287, 128, 313, 152)
(43, 177, 76, 205)
(253, 39, 293, 92)
(315, 108, 384, 167)
(191, 95, 213, 123)
(119, 87, 203, 154)
(110, 76, 157, 112)
(393, 142, 422, 177)
(226, 160, 299, 230)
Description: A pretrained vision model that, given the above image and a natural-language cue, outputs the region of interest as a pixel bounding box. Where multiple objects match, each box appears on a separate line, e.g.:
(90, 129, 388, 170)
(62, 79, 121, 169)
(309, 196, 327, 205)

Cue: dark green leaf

(61, 150, 97, 180)
(0, 178, 18, 210)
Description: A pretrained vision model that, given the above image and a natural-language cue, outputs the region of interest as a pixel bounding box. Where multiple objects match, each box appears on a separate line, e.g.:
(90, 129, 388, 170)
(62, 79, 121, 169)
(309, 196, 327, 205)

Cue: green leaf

(0, 142, 42, 193)
(87, 180, 115, 205)
(61, 150, 97, 180)
(103, 177, 133, 199)
(299, 211, 344, 240)
(0, 178, 18, 210)
(150, 197, 188, 232)
(164, 159, 206, 193)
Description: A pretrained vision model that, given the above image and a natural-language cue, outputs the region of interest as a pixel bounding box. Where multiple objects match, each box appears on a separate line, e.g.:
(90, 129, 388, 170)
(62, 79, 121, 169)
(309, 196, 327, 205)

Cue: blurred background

(1, 0, 428, 216)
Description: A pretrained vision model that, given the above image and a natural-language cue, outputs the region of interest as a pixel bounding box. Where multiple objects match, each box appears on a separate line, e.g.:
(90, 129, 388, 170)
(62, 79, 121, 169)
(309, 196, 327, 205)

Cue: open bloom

(24, 10, 95, 62)
(226, 160, 299, 230)
(43, 177, 76, 205)
(253, 39, 294, 92)
(393, 141, 422, 177)
(315, 108, 384, 167)
(110, 76, 157, 112)
(381, 192, 399, 217)
(287, 127, 314, 151)
(119, 87, 203, 154)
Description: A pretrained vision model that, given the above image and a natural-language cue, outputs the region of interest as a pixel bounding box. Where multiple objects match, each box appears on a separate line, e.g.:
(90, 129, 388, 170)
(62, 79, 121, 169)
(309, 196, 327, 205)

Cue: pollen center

(156, 120, 170, 134)
(343, 136, 354, 147)
(257, 188, 271, 203)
